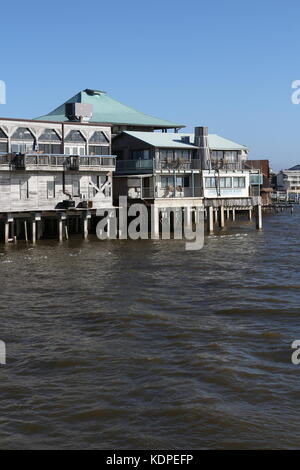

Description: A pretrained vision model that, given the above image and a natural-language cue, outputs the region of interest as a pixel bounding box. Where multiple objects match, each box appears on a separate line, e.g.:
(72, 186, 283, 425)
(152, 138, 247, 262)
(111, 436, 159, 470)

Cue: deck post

(248, 208, 252, 221)
(32, 219, 36, 244)
(219, 205, 225, 228)
(83, 217, 88, 240)
(4, 221, 9, 244)
(256, 204, 263, 230)
(185, 207, 192, 227)
(226, 208, 230, 219)
(58, 219, 63, 242)
(232, 208, 236, 221)
(152, 205, 159, 239)
(208, 206, 214, 233)
(214, 208, 218, 223)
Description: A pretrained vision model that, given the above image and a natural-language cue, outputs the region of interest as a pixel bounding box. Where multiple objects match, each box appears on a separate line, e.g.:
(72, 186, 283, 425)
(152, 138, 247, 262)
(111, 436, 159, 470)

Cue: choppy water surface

(1, 208, 300, 449)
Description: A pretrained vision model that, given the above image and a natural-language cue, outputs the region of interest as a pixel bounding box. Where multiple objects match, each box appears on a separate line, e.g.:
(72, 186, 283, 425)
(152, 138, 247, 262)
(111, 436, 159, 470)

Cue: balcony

(116, 159, 154, 173)
(116, 159, 202, 174)
(138, 186, 202, 199)
(0, 153, 116, 171)
(156, 159, 201, 171)
(203, 161, 245, 171)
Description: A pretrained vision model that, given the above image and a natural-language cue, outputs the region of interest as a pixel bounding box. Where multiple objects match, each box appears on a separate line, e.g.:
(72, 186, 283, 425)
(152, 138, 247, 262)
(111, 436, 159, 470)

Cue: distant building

(277, 165, 300, 194)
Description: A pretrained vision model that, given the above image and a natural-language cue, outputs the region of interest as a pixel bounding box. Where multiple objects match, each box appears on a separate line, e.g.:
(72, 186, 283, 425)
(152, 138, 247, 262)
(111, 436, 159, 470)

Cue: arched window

(11, 127, 35, 153)
(89, 131, 110, 155)
(0, 128, 8, 153)
(65, 130, 86, 143)
(38, 129, 61, 154)
(39, 129, 61, 142)
(89, 131, 109, 144)
(11, 127, 34, 141)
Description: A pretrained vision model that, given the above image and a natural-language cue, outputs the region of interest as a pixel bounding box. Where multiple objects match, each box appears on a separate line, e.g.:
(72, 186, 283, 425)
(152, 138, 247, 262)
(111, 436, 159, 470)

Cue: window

(0, 142, 8, 152)
(39, 129, 61, 142)
(0, 128, 7, 139)
(132, 150, 150, 160)
(11, 127, 34, 141)
(12, 143, 34, 153)
(11, 128, 35, 153)
(89, 131, 109, 143)
(224, 151, 238, 163)
(65, 146, 85, 155)
(205, 177, 216, 188)
(211, 151, 223, 159)
(220, 177, 232, 188)
(65, 130, 86, 143)
(47, 179, 55, 199)
(176, 176, 190, 187)
(161, 176, 175, 188)
(19, 180, 29, 199)
(233, 177, 246, 188)
(39, 143, 61, 154)
(89, 145, 110, 155)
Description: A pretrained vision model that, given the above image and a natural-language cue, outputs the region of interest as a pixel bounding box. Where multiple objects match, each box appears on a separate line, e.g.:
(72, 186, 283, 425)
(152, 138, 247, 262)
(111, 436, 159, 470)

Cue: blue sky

(1, 0, 299, 170)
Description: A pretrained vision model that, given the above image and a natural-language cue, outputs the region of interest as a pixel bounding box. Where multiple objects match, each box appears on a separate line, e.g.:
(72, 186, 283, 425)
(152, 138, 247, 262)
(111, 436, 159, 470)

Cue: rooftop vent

(84, 89, 106, 96)
(65, 103, 93, 122)
(181, 136, 190, 144)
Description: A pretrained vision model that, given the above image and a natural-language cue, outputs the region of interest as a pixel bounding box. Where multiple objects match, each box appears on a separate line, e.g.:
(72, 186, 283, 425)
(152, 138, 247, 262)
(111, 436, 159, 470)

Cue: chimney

(65, 103, 93, 122)
(194, 126, 209, 169)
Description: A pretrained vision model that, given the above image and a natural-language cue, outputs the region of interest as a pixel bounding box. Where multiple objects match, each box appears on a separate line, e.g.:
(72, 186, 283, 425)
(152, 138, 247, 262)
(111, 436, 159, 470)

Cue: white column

(83, 217, 88, 240)
(219, 205, 225, 228)
(208, 206, 214, 233)
(32, 219, 36, 244)
(256, 204, 263, 230)
(152, 206, 159, 239)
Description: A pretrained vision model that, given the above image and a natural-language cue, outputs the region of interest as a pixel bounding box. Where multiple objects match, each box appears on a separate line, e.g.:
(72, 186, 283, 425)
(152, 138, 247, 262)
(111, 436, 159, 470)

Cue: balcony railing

(202, 161, 245, 171)
(138, 186, 203, 199)
(116, 159, 203, 173)
(116, 159, 154, 172)
(116, 158, 248, 173)
(156, 159, 202, 171)
(0, 153, 116, 170)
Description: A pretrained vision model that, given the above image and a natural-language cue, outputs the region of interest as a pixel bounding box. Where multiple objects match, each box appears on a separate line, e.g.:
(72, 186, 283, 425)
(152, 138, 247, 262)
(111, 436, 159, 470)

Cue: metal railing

(156, 159, 201, 171)
(140, 186, 203, 199)
(0, 153, 116, 169)
(116, 160, 154, 172)
(116, 159, 248, 173)
(202, 161, 245, 171)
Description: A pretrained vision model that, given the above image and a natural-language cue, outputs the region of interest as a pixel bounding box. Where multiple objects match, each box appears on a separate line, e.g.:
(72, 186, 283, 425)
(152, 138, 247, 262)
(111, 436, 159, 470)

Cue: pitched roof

(120, 131, 248, 150)
(34, 89, 183, 129)
(288, 165, 300, 171)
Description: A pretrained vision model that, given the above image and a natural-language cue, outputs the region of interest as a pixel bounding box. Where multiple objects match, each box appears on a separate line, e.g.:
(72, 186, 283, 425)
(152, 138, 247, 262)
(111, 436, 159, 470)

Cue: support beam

(152, 206, 159, 239)
(214, 208, 218, 223)
(58, 219, 63, 242)
(185, 207, 192, 227)
(219, 205, 225, 228)
(24, 221, 28, 242)
(232, 208, 236, 222)
(208, 206, 214, 233)
(83, 217, 88, 240)
(32, 219, 36, 244)
(256, 204, 263, 230)
(248, 208, 252, 221)
(4, 221, 9, 244)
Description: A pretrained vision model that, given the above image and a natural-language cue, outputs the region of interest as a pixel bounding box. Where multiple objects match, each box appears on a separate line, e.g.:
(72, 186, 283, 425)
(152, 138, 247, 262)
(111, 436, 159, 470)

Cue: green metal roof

(35, 89, 183, 128)
(122, 131, 248, 150)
